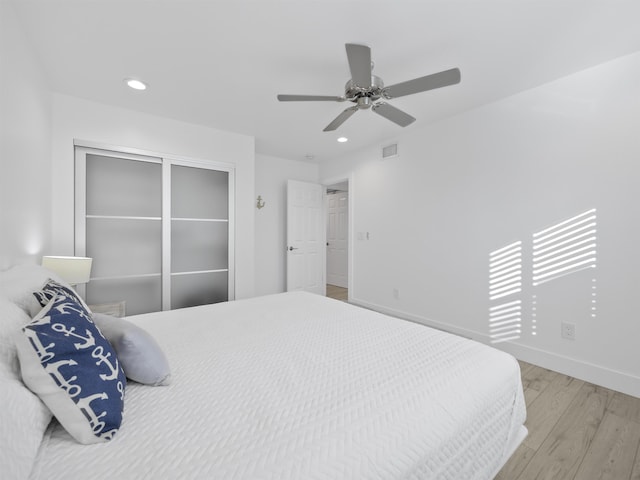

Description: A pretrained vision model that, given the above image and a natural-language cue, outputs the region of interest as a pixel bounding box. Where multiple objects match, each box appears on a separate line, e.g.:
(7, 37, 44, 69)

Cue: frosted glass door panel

(76, 144, 234, 314)
(87, 154, 161, 217)
(171, 165, 228, 219)
(171, 271, 228, 309)
(87, 277, 161, 316)
(87, 218, 161, 278)
(171, 221, 228, 272)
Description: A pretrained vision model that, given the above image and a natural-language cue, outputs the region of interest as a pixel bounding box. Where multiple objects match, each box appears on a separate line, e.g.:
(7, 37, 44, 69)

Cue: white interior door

(326, 191, 348, 288)
(286, 180, 325, 294)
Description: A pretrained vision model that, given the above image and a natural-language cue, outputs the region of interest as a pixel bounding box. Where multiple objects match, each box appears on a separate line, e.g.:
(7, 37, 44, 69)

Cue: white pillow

(0, 264, 66, 316)
(93, 313, 172, 386)
(0, 297, 52, 479)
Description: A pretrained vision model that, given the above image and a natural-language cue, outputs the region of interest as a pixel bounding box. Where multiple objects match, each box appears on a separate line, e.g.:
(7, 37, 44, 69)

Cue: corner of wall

(0, 1, 53, 266)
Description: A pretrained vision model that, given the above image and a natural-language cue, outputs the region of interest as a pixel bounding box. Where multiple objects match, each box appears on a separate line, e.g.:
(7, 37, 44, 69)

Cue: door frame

(321, 173, 354, 302)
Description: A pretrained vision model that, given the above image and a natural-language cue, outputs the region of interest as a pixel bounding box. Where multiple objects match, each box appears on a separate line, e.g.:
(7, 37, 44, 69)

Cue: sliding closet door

(75, 143, 234, 315)
(169, 164, 230, 309)
(76, 149, 163, 315)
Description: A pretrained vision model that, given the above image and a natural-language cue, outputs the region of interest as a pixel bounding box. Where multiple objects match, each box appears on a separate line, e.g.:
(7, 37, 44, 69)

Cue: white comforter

(30, 292, 526, 479)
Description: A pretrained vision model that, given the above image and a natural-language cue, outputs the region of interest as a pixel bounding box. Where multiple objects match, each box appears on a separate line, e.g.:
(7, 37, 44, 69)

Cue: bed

(1, 264, 526, 479)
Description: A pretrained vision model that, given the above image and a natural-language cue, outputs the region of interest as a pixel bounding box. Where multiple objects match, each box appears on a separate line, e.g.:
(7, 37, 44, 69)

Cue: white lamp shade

(42, 256, 93, 285)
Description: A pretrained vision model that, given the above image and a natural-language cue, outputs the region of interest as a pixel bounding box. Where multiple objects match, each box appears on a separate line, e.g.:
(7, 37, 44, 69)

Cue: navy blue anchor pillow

(15, 292, 126, 444)
(31, 278, 91, 316)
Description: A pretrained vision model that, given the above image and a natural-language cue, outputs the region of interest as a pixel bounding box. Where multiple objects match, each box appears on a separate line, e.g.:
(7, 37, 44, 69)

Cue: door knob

(288, 246, 299, 251)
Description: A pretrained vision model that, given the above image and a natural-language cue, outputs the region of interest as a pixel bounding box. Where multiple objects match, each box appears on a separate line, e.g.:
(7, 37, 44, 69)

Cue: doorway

(325, 180, 349, 301)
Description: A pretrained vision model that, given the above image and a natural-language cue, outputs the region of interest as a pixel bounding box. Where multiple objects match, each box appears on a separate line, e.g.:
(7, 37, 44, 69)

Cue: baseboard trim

(350, 297, 640, 399)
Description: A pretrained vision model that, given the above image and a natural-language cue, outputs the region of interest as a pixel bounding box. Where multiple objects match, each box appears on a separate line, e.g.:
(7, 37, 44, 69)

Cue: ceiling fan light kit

(277, 43, 461, 132)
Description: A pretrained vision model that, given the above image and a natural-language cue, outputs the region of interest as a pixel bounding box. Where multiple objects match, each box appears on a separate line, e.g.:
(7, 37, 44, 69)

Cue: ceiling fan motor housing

(345, 75, 384, 108)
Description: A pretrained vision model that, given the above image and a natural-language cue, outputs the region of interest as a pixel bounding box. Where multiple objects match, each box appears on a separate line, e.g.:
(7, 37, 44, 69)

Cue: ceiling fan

(277, 43, 461, 132)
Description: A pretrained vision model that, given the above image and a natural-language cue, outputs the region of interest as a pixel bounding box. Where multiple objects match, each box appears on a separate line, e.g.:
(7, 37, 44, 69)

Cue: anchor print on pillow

(32, 278, 91, 314)
(16, 293, 126, 444)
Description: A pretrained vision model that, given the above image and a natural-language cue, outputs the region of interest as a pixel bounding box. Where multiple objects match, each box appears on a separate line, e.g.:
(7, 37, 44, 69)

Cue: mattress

(29, 292, 526, 479)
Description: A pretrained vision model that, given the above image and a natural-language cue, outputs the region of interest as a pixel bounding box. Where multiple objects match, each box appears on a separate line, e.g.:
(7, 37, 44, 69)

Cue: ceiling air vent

(382, 143, 398, 159)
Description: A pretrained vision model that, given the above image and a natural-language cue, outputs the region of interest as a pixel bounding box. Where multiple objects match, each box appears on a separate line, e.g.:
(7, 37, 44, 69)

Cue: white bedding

(29, 292, 526, 479)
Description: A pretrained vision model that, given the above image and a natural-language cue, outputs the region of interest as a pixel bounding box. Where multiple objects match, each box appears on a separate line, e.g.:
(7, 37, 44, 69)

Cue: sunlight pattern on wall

(488, 208, 597, 343)
(532, 209, 597, 286)
(489, 241, 522, 343)
(489, 300, 522, 343)
(489, 241, 522, 300)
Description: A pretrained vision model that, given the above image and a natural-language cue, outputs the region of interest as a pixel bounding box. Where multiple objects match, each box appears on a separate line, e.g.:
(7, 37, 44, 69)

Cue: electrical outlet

(561, 322, 576, 340)
(393, 288, 399, 300)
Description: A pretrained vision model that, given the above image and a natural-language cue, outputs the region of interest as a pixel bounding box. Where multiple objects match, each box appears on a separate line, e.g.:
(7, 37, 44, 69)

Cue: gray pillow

(92, 313, 171, 386)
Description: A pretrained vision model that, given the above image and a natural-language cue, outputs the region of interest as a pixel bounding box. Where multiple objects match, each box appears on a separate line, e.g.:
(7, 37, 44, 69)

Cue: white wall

(51, 94, 256, 299)
(320, 51, 640, 397)
(0, 2, 52, 269)
(254, 154, 319, 296)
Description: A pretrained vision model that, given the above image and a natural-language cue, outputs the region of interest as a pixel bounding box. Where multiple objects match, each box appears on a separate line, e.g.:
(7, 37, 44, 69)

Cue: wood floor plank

(630, 442, 640, 480)
(521, 364, 559, 394)
(573, 412, 640, 480)
(608, 391, 640, 424)
(518, 360, 534, 376)
(495, 443, 536, 480)
(523, 372, 584, 450)
(523, 386, 542, 408)
(326, 284, 348, 302)
(517, 383, 610, 480)
(520, 362, 552, 384)
(520, 364, 558, 408)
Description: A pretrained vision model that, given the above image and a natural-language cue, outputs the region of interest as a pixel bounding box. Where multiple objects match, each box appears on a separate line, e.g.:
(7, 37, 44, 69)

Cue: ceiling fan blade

(384, 68, 461, 99)
(345, 43, 372, 89)
(323, 106, 358, 132)
(372, 102, 416, 127)
(277, 94, 344, 102)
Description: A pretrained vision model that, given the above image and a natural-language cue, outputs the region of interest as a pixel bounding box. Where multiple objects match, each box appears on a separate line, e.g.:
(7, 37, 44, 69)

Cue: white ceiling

(11, 0, 640, 162)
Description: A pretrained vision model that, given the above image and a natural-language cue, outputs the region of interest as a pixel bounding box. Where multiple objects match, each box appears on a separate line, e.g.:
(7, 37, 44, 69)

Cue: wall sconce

(42, 256, 93, 285)
(256, 195, 266, 209)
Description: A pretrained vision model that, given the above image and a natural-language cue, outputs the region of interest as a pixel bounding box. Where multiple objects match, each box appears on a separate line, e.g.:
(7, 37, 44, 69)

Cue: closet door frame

(74, 140, 236, 311)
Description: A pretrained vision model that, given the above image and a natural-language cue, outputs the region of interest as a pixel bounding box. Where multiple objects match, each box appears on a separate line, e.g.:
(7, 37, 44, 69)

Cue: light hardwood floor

(326, 284, 348, 302)
(497, 360, 640, 480)
(325, 287, 640, 479)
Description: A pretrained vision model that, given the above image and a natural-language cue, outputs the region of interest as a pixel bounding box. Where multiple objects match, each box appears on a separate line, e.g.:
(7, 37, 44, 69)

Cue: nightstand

(89, 301, 126, 318)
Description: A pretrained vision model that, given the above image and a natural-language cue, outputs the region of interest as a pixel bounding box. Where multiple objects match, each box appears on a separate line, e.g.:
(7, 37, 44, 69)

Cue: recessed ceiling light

(125, 78, 147, 90)
(337, 137, 348, 143)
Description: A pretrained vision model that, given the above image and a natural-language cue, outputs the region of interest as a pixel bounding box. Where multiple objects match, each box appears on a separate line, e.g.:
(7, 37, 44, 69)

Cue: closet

(74, 143, 234, 315)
